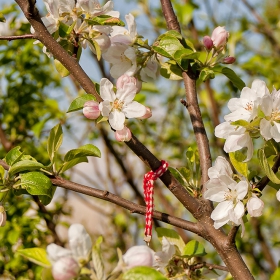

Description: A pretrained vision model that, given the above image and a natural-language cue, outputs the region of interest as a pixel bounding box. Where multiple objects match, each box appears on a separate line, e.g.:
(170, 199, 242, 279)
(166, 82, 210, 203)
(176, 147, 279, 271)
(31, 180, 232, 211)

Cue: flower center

(245, 101, 253, 111)
(271, 110, 280, 122)
(112, 99, 124, 111)
(225, 189, 237, 202)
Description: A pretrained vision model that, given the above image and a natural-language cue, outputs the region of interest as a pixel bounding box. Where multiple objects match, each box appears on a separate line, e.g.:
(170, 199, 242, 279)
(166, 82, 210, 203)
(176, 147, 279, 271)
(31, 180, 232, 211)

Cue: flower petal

(100, 78, 115, 101)
(211, 200, 234, 220)
(122, 101, 146, 118)
(116, 83, 137, 103)
(109, 110, 125, 130)
(236, 180, 248, 199)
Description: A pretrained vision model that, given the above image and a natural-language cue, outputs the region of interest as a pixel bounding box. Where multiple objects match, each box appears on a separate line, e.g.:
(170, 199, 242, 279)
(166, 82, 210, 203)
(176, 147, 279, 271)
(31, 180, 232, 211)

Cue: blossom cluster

(215, 79, 280, 161)
(48, 224, 176, 280)
(204, 156, 264, 234)
(202, 26, 235, 66)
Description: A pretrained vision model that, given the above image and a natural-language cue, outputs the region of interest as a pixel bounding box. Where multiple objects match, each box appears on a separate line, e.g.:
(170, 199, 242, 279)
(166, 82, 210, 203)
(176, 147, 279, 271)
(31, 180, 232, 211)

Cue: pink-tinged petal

(251, 79, 270, 97)
(233, 201, 245, 219)
(213, 216, 230, 229)
(99, 100, 112, 117)
(100, 78, 115, 101)
(116, 83, 137, 103)
(110, 62, 133, 79)
(109, 110, 125, 130)
(203, 187, 228, 202)
(271, 122, 280, 142)
(115, 127, 132, 142)
(211, 200, 234, 220)
(236, 181, 248, 199)
(122, 101, 146, 118)
(260, 118, 272, 141)
(260, 95, 273, 116)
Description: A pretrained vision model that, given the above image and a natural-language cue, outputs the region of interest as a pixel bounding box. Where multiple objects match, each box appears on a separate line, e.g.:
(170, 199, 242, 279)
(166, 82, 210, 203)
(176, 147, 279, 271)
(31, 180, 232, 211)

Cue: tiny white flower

(154, 237, 175, 273)
(110, 13, 137, 46)
(215, 122, 254, 161)
(204, 157, 248, 229)
(247, 194, 264, 217)
(102, 44, 138, 78)
(224, 79, 269, 122)
(99, 78, 146, 130)
(260, 87, 280, 142)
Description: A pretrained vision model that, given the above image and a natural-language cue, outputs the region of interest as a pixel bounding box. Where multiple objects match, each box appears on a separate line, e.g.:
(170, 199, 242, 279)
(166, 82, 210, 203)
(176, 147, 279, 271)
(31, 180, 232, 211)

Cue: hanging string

(142, 160, 169, 245)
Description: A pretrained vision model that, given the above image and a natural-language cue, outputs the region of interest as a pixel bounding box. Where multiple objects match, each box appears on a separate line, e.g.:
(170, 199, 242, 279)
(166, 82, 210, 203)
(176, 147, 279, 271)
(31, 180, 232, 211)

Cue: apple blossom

(115, 127, 132, 142)
(110, 13, 137, 46)
(140, 55, 160, 81)
(123, 245, 154, 269)
(98, 78, 146, 130)
(202, 35, 213, 50)
(204, 157, 248, 229)
(116, 74, 142, 93)
(259, 87, 280, 142)
(223, 56, 236, 64)
(224, 79, 269, 123)
(83, 100, 100, 119)
(247, 195, 264, 217)
(208, 156, 233, 179)
(215, 122, 254, 161)
(102, 44, 138, 78)
(211, 26, 229, 49)
(154, 237, 175, 273)
(52, 257, 79, 280)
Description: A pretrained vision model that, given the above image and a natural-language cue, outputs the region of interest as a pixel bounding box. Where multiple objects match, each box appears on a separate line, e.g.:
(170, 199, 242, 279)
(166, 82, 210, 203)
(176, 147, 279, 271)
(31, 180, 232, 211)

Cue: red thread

(143, 160, 168, 244)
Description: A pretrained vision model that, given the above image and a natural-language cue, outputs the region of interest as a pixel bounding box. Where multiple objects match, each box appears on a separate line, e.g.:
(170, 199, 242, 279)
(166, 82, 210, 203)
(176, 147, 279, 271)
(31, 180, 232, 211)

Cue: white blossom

(276, 190, 280, 202)
(215, 122, 254, 161)
(224, 79, 269, 122)
(246, 195, 264, 217)
(260, 87, 280, 142)
(98, 78, 146, 130)
(204, 157, 248, 229)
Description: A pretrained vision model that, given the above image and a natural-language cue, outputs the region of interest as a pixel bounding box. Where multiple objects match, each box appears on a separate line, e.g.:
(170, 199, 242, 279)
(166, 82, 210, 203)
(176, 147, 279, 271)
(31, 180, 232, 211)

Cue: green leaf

(58, 21, 75, 38)
(54, 59, 70, 77)
(59, 157, 88, 174)
(17, 248, 51, 268)
(123, 267, 168, 280)
(9, 160, 44, 176)
(174, 49, 200, 65)
(67, 94, 96, 113)
(221, 67, 245, 91)
(168, 167, 189, 188)
(85, 15, 125, 26)
(47, 123, 63, 162)
(199, 68, 215, 82)
(64, 144, 101, 162)
(229, 152, 248, 177)
(182, 240, 207, 257)
(157, 36, 184, 58)
(160, 60, 183, 80)
(38, 186, 56, 206)
(0, 165, 5, 181)
(90, 39, 102, 60)
(92, 236, 105, 280)
(231, 119, 250, 127)
(271, 268, 280, 280)
(258, 149, 280, 184)
(5, 146, 23, 166)
(156, 228, 185, 253)
(41, 268, 54, 280)
(0, 12, 6, 23)
(20, 172, 53, 197)
(158, 30, 182, 40)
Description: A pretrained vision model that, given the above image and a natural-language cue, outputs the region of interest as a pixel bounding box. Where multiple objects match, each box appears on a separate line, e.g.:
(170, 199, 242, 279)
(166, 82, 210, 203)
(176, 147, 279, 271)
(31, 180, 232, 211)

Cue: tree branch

(0, 34, 35, 41)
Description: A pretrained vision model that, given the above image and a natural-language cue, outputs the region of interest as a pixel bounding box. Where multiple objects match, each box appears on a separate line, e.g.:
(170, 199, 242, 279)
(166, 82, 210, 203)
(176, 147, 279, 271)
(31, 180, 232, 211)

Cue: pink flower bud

(116, 75, 142, 93)
(138, 107, 152, 119)
(223, 56, 236, 64)
(202, 36, 213, 50)
(211, 26, 229, 49)
(52, 257, 79, 280)
(123, 245, 154, 269)
(83, 100, 100, 119)
(247, 195, 264, 217)
(0, 206, 6, 227)
(115, 127, 132, 142)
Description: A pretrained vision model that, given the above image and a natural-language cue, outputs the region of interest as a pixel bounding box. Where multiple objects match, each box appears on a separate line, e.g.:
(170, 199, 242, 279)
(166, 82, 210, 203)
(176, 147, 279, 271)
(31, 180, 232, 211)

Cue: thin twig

(191, 262, 229, 272)
(0, 34, 35, 41)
